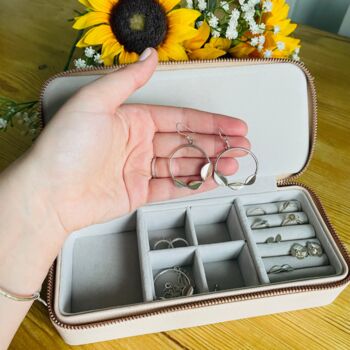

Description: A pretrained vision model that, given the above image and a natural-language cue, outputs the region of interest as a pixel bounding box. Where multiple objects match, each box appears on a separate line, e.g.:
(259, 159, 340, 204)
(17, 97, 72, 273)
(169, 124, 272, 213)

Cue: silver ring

(279, 200, 300, 213)
(153, 239, 172, 250)
(251, 218, 269, 229)
(269, 264, 294, 274)
(151, 157, 157, 178)
(213, 147, 259, 190)
(246, 207, 266, 216)
(170, 238, 189, 248)
(281, 213, 303, 226)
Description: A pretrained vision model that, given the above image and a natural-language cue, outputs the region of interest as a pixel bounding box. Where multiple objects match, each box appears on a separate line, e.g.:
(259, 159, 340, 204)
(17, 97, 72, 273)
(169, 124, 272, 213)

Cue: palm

(33, 51, 248, 233)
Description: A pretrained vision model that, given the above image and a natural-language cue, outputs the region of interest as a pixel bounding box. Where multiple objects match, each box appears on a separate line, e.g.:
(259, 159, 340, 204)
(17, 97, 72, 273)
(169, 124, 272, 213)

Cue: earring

(214, 128, 258, 190)
(169, 123, 213, 190)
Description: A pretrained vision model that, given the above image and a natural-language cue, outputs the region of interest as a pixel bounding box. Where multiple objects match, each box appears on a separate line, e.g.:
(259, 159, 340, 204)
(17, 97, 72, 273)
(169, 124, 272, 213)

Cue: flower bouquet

(0, 0, 299, 136)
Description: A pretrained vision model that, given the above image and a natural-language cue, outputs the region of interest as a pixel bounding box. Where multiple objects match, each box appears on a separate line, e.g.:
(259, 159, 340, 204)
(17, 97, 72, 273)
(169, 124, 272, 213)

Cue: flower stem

(63, 30, 84, 71)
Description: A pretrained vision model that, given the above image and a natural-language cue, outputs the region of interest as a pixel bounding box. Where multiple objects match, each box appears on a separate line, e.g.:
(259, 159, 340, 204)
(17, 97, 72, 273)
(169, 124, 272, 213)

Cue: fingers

(154, 157, 238, 178)
(153, 132, 250, 158)
(77, 48, 158, 113)
(148, 177, 218, 203)
(137, 104, 248, 136)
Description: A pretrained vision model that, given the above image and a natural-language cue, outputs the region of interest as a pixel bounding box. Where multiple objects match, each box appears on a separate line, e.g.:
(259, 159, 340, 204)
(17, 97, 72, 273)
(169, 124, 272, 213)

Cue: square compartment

(150, 248, 206, 299)
(142, 207, 196, 250)
(199, 242, 260, 292)
(59, 214, 143, 314)
(191, 204, 244, 244)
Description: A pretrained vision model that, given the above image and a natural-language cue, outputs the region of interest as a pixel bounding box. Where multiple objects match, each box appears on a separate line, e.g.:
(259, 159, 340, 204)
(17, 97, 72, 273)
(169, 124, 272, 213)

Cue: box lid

(41, 60, 316, 196)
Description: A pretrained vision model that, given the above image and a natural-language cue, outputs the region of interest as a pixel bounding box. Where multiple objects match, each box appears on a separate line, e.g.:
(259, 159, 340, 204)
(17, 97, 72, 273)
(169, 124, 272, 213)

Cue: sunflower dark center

(110, 0, 168, 54)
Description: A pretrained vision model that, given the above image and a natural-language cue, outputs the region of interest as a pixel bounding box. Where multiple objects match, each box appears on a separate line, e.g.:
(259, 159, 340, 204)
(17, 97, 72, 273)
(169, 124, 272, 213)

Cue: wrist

(0, 152, 66, 295)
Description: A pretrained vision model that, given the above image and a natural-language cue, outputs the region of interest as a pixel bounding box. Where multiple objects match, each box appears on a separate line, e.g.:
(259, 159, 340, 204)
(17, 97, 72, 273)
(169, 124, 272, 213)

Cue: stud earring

(168, 123, 213, 190)
(214, 128, 258, 190)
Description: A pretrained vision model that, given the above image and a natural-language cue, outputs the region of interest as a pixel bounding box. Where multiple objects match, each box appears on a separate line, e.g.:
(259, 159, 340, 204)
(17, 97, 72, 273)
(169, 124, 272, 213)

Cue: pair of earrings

(168, 123, 258, 191)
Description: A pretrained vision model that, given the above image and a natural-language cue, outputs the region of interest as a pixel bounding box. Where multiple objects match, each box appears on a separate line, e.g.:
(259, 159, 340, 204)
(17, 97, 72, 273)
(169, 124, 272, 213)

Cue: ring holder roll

(42, 61, 350, 345)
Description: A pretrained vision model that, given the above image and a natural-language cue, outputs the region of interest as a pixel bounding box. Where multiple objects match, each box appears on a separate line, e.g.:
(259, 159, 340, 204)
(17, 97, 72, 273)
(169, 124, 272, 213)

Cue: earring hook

(218, 128, 230, 150)
(176, 122, 195, 144)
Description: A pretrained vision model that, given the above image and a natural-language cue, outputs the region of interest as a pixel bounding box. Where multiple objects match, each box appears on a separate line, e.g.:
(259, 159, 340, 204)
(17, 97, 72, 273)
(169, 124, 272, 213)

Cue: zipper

(46, 182, 350, 330)
(38, 57, 317, 186)
(41, 59, 349, 330)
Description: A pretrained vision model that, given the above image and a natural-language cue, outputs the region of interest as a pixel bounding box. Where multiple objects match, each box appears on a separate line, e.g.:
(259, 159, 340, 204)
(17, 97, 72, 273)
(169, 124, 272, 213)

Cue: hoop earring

(214, 128, 258, 190)
(168, 123, 213, 190)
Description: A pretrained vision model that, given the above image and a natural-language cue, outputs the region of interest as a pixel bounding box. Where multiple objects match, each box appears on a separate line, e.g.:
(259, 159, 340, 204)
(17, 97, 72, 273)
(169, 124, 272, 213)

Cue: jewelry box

(40, 60, 350, 345)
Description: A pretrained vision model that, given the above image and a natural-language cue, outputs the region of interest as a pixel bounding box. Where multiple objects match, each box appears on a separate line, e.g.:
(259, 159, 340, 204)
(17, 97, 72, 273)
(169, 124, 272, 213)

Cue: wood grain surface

(1, 1, 349, 349)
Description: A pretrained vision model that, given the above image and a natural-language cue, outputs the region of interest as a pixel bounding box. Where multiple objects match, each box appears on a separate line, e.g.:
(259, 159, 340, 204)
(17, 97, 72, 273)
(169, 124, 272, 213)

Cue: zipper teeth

(41, 59, 345, 330)
(46, 182, 350, 330)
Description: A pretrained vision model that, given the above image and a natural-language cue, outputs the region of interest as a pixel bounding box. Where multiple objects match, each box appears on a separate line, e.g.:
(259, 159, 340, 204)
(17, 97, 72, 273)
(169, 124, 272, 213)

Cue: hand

(29, 48, 249, 234)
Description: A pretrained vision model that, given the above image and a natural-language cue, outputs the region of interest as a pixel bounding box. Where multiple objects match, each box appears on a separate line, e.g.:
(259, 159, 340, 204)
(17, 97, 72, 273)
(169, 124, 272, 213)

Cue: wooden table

(1, 1, 350, 349)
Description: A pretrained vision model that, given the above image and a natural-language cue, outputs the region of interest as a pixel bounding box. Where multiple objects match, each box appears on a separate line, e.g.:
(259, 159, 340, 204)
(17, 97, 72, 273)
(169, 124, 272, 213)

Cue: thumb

(79, 48, 158, 113)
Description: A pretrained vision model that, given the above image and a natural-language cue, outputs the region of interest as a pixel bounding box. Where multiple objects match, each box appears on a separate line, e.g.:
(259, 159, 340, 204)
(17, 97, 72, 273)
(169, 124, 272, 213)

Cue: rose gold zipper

(40, 59, 349, 330)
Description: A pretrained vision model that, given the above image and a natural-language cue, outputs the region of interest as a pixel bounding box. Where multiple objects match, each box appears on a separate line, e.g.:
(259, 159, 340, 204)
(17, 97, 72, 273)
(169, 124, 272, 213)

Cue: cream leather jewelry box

(41, 60, 350, 345)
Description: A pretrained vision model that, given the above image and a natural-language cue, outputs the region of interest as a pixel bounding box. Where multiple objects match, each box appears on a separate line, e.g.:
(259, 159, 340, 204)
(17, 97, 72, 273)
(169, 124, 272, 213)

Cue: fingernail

(139, 48, 152, 61)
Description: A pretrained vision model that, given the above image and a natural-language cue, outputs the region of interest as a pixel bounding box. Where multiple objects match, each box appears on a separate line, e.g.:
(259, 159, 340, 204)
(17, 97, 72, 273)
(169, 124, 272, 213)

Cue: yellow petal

(158, 0, 181, 13)
(157, 47, 170, 61)
(76, 25, 115, 47)
(184, 21, 210, 50)
(207, 37, 231, 51)
(101, 39, 123, 59)
(167, 25, 198, 42)
(188, 47, 227, 60)
(119, 50, 139, 64)
(158, 41, 188, 60)
(88, 0, 116, 13)
(78, 0, 91, 8)
(167, 9, 200, 27)
(229, 43, 255, 58)
(73, 12, 109, 29)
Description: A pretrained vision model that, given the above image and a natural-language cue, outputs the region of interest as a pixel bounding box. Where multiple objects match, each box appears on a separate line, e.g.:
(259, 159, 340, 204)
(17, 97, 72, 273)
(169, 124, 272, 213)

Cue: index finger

(125, 104, 248, 136)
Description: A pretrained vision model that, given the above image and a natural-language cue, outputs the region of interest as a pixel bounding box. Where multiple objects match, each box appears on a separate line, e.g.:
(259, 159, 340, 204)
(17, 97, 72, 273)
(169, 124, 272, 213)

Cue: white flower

(257, 44, 264, 51)
(208, 14, 219, 29)
(198, 0, 207, 11)
(250, 37, 259, 46)
(274, 25, 280, 34)
(263, 0, 273, 12)
(226, 27, 238, 39)
(74, 58, 87, 69)
(249, 22, 260, 34)
(241, 3, 250, 12)
(94, 53, 104, 64)
(212, 29, 221, 37)
(259, 23, 266, 31)
(230, 8, 240, 21)
(258, 35, 265, 45)
(292, 53, 300, 61)
(249, 0, 260, 5)
(84, 46, 95, 58)
(264, 49, 273, 58)
(0, 118, 7, 129)
(295, 47, 300, 54)
(220, 1, 229, 11)
(277, 41, 285, 51)
(186, 0, 193, 8)
(239, 0, 246, 5)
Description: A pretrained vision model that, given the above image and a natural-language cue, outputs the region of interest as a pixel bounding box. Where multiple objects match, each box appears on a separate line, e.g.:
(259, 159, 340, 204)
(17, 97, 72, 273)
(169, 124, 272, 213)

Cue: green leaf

(188, 181, 203, 190)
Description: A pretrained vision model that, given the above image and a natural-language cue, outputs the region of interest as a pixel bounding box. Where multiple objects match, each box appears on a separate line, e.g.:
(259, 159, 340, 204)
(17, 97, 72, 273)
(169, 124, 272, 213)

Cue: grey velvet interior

(58, 187, 345, 317)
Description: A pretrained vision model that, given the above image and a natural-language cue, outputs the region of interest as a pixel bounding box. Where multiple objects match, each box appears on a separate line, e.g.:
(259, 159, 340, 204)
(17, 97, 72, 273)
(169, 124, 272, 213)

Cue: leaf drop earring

(168, 123, 213, 190)
(214, 128, 259, 190)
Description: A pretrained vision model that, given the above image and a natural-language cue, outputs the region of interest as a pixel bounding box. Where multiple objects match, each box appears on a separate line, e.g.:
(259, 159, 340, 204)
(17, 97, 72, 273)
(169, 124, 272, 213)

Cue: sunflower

(184, 21, 230, 60)
(73, 0, 200, 64)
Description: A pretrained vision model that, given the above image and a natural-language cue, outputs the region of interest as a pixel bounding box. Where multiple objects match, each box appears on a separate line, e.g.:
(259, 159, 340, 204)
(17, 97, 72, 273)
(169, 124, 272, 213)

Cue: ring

(169, 144, 213, 190)
(269, 264, 294, 274)
(246, 207, 266, 216)
(281, 213, 303, 226)
(279, 200, 300, 213)
(170, 238, 189, 248)
(213, 146, 259, 190)
(151, 157, 157, 178)
(153, 239, 172, 250)
(251, 218, 269, 229)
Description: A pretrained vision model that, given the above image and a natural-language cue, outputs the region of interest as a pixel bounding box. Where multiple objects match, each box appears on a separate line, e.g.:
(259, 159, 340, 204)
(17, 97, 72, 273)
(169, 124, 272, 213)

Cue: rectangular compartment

(58, 213, 143, 314)
(199, 241, 260, 292)
(140, 207, 196, 250)
(150, 248, 207, 299)
(191, 203, 244, 244)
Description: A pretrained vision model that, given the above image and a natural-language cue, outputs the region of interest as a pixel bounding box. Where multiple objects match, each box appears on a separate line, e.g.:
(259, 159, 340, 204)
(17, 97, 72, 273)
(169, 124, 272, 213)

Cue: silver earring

(251, 218, 269, 229)
(306, 241, 323, 256)
(281, 213, 304, 226)
(214, 128, 258, 190)
(290, 243, 308, 259)
(266, 234, 282, 243)
(279, 200, 300, 213)
(269, 264, 294, 274)
(169, 123, 213, 190)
